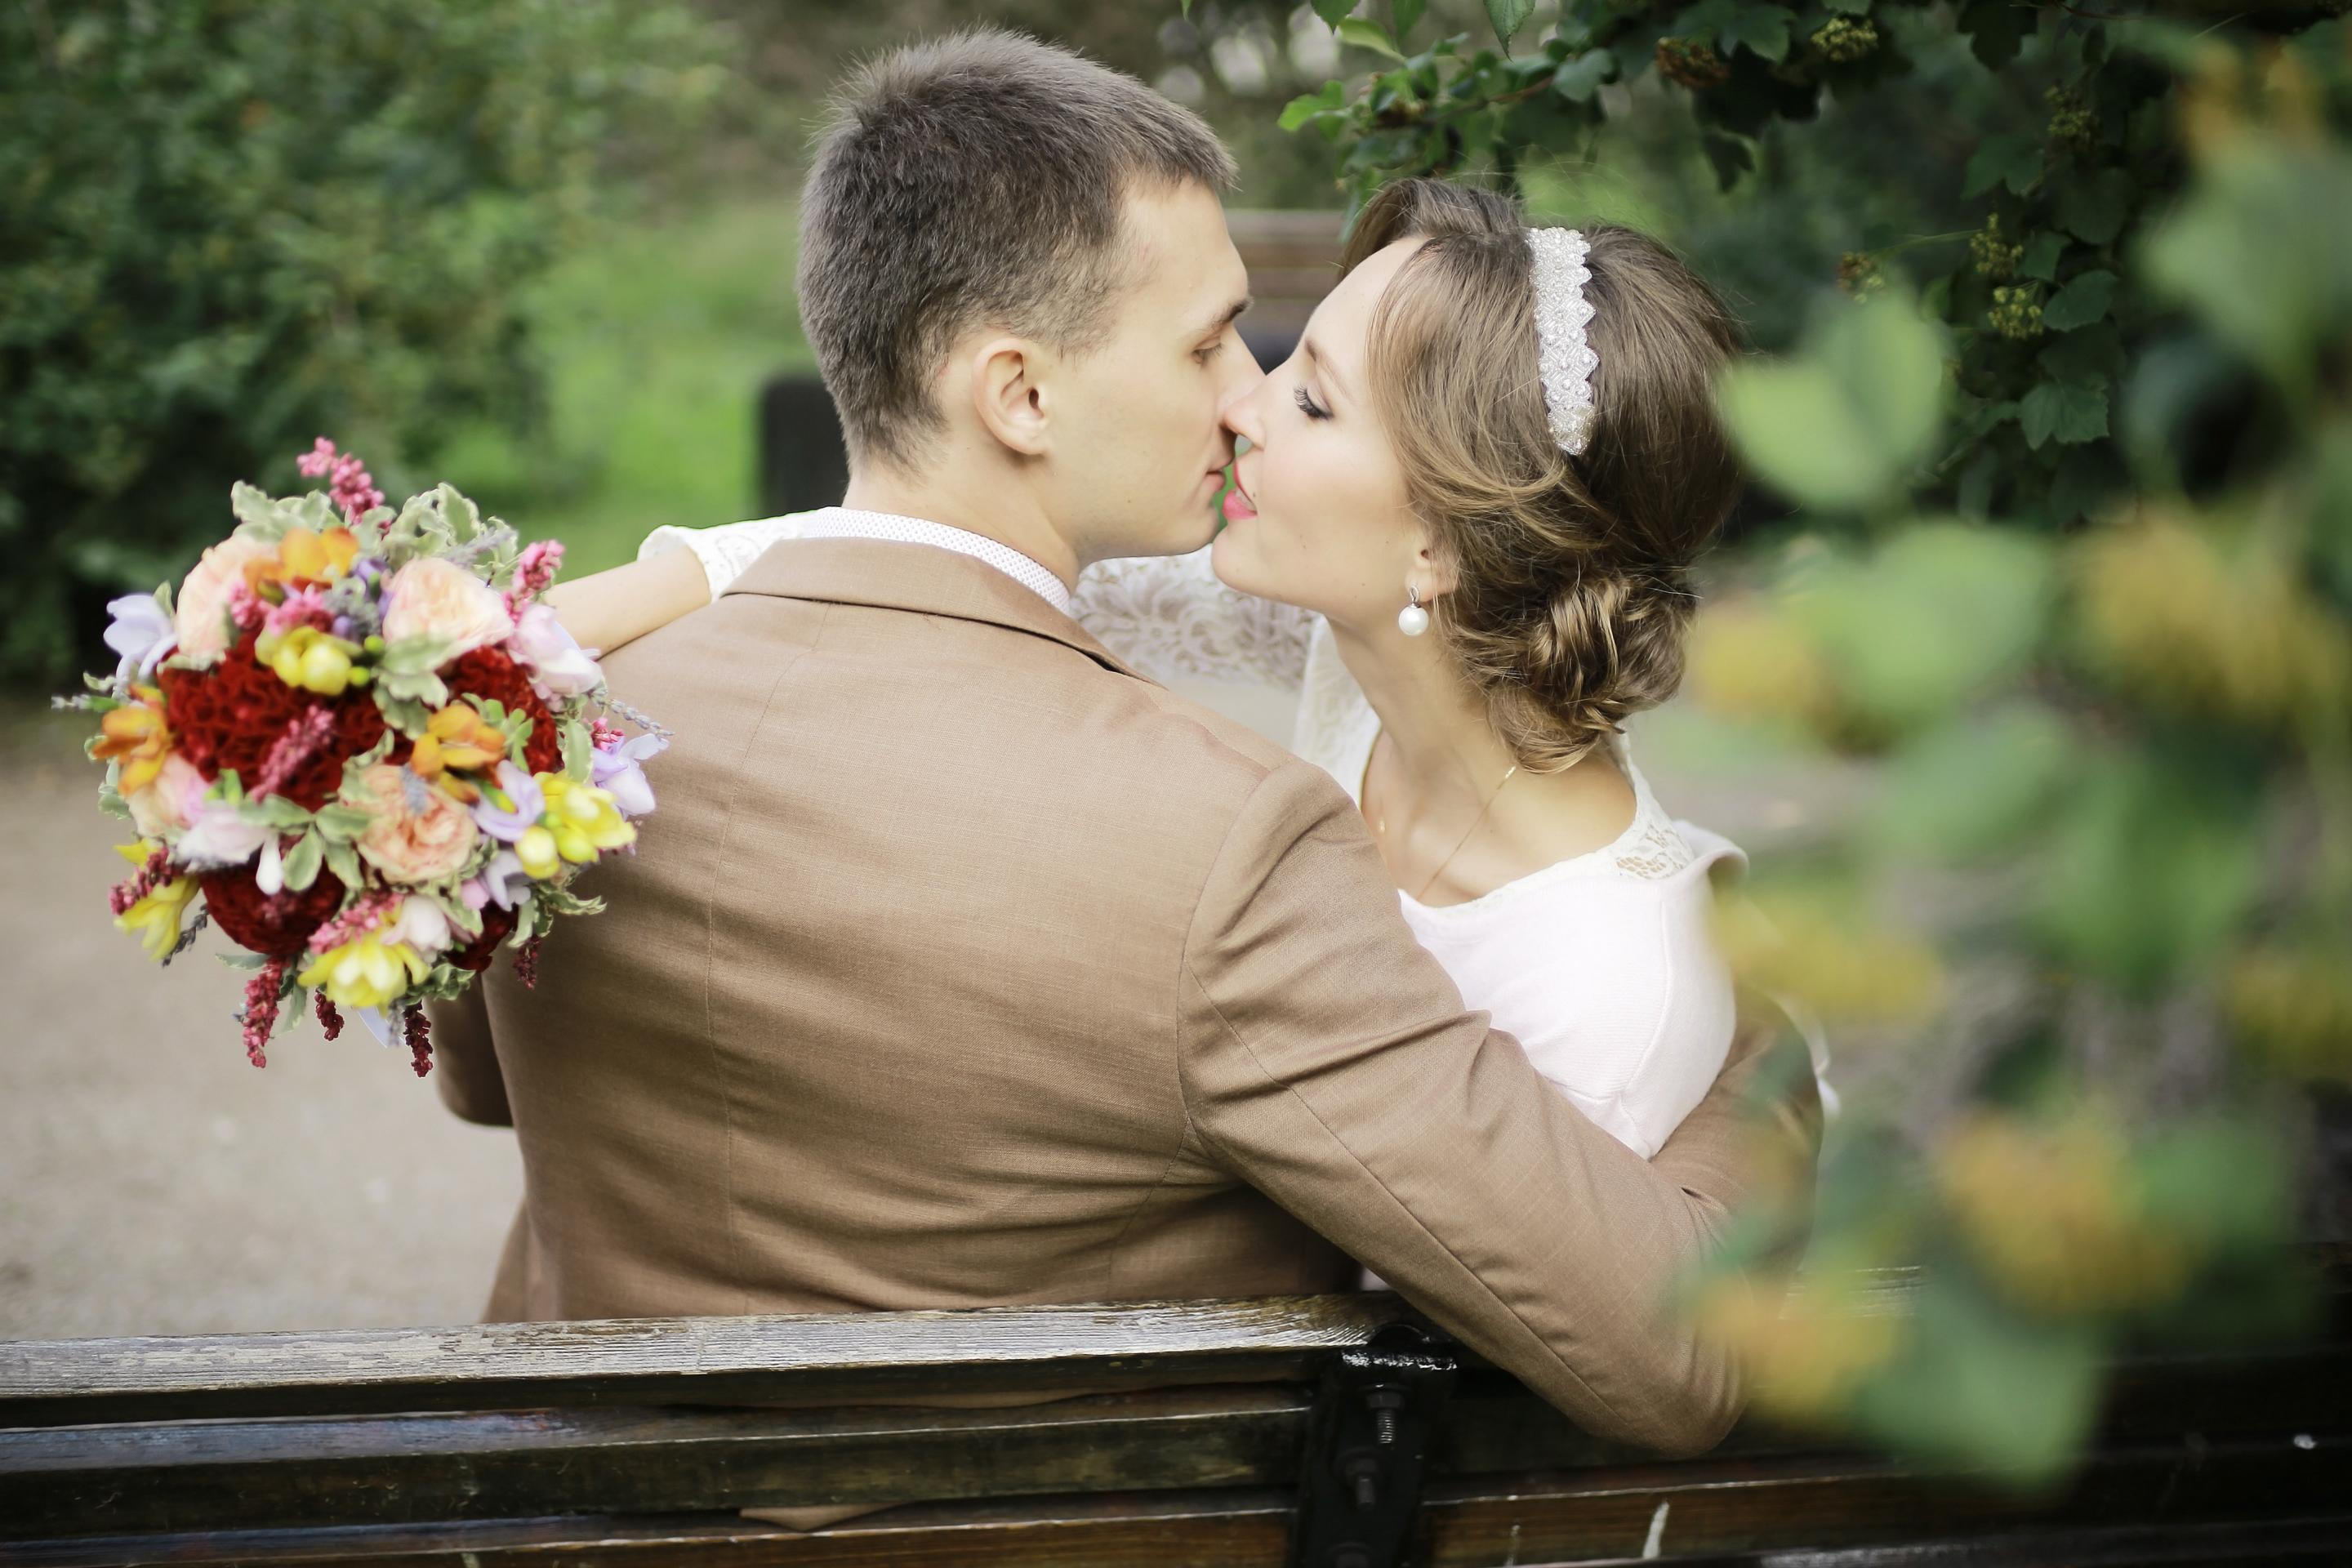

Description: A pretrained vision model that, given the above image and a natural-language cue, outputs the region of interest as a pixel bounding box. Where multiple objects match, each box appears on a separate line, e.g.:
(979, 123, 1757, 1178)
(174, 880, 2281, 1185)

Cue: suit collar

(723, 537, 1148, 682)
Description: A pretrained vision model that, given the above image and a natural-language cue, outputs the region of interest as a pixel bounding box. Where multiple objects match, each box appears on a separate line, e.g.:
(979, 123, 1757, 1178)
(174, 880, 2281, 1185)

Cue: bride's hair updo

(1346, 178, 1746, 772)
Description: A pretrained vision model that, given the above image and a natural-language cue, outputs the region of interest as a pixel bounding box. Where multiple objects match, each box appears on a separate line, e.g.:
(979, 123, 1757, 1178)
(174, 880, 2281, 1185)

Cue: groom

(430, 28, 1816, 1456)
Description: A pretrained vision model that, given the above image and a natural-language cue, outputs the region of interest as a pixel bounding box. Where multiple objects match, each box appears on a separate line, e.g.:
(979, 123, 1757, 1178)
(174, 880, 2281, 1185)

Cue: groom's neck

(840, 464, 1080, 590)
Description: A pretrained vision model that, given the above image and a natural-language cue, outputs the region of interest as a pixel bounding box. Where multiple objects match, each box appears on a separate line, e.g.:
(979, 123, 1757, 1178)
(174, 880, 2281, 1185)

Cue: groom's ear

(966, 336, 1052, 457)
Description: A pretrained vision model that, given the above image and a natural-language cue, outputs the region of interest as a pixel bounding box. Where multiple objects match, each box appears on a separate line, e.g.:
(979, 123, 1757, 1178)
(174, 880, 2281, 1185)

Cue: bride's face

(1210, 239, 1436, 633)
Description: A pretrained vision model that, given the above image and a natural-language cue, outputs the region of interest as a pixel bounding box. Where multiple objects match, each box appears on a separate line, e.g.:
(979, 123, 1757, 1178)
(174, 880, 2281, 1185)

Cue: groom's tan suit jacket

(431, 538, 1815, 1456)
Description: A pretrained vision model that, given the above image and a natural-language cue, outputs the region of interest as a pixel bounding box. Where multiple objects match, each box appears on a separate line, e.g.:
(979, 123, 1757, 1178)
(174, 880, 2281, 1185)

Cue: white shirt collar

(795, 508, 1072, 617)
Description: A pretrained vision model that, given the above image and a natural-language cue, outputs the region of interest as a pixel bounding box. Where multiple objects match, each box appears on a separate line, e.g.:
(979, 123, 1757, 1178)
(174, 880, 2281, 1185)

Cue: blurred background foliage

(7, 0, 2349, 1486)
(1276, 0, 2352, 1480)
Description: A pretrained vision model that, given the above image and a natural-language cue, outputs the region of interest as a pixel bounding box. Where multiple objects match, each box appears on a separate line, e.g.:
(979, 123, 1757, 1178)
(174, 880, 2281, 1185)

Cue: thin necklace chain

(1373, 741, 1520, 903)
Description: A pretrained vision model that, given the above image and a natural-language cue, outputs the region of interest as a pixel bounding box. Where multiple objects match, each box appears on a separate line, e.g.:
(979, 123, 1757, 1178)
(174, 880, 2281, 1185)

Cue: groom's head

(800, 29, 1257, 561)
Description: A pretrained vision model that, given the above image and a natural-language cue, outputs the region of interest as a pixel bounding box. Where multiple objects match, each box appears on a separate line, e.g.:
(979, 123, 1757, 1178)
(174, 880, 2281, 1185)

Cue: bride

(554, 176, 1757, 1161)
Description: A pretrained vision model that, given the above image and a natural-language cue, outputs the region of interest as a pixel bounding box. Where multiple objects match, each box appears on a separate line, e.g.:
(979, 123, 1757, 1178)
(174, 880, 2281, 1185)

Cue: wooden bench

(4, 1258, 2347, 1567)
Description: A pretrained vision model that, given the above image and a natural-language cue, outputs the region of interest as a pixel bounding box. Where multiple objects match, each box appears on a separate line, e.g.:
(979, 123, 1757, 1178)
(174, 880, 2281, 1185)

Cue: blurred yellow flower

(2225, 942, 2352, 1078)
(1716, 893, 1944, 1026)
(94, 686, 173, 795)
(538, 773, 635, 866)
(408, 702, 506, 801)
(297, 930, 432, 1012)
(1694, 1268, 1903, 1425)
(2075, 513, 2351, 737)
(257, 626, 363, 697)
(247, 525, 360, 593)
(114, 874, 198, 962)
(1686, 600, 1834, 731)
(1937, 1111, 2190, 1316)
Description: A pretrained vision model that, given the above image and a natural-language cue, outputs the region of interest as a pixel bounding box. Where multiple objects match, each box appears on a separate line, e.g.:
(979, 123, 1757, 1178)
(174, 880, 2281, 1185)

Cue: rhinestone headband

(1526, 227, 1599, 457)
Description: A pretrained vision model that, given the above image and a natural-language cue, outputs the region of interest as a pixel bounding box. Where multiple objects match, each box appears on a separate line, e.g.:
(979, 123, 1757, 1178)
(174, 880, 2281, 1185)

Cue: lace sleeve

(638, 514, 812, 598)
(1071, 548, 1315, 691)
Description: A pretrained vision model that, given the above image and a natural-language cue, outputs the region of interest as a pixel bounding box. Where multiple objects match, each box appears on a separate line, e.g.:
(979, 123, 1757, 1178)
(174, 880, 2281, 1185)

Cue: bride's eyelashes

(1193, 339, 1227, 366)
(1293, 384, 1330, 421)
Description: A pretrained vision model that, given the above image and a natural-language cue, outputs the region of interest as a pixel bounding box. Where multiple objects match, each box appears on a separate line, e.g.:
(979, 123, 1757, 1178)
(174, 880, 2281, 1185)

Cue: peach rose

(127, 752, 208, 840)
(174, 536, 274, 664)
(350, 762, 480, 884)
(381, 557, 513, 657)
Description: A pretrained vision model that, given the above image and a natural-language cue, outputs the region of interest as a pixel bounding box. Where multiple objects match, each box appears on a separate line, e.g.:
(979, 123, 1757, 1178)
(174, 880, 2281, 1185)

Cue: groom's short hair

(799, 29, 1236, 470)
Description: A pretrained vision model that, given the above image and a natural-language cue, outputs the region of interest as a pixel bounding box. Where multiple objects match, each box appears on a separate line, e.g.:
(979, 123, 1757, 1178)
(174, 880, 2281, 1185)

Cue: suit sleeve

(425, 985, 514, 1129)
(1176, 760, 1818, 1455)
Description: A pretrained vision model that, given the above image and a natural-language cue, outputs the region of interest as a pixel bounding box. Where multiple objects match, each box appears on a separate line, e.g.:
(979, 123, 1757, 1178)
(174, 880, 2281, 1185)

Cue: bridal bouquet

(74, 441, 664, 1076)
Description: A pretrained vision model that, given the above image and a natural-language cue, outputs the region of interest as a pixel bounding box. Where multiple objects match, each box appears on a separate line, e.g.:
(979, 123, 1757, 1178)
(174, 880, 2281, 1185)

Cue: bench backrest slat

(0, 1294, 1411, 1429)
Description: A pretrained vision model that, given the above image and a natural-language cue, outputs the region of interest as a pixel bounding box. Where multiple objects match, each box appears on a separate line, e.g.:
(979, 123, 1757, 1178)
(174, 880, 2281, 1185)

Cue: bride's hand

(541, 548, 713, 657)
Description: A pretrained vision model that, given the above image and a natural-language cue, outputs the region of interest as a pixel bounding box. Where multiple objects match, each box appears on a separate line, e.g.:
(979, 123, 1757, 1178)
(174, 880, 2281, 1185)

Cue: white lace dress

(643, 517, 1746, 1159)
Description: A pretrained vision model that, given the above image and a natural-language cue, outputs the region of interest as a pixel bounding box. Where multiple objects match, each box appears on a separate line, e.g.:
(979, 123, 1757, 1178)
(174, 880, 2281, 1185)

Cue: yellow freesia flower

(515, 824, 563, 881)
(408, 702, 506, 801)
(538, 773, 635, 865)
(257, 626, 362, 697)
(246, 525, 361, 594)
(297, 931, 432, 1012)
(115, 875, 198, 962)
(94, 685, 172, 795)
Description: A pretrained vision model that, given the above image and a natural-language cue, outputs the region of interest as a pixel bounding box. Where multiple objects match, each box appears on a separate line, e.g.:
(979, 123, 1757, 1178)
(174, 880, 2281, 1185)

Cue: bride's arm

(543, 515, 810, 655)
(1072, 547, 1315, 691)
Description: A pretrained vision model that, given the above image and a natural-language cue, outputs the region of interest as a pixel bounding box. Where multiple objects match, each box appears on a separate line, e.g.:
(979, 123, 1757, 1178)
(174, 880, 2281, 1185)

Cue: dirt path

(0, 701, 522, 1339)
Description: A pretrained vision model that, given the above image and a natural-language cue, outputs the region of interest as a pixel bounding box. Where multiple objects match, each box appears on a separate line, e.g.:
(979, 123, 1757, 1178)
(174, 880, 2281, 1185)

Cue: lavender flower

(470, 763, 546, 843)
(104, 594, 177, 681)
(591, 730, 666, 819)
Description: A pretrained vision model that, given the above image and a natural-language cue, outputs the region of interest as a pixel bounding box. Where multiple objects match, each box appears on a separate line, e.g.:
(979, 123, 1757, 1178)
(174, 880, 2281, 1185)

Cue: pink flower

(510, 603, 602, 697)
(510, 539, 565, 606)
(381, 557, 513, 658)
(347, 763, 480, 884)
(175, 537, 275, 665)
(126, 752, 208, 841)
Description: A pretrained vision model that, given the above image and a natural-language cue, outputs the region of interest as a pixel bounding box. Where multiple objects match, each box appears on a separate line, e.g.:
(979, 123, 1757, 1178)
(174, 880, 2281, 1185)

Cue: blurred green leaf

(1552, 49, 1618, 101)
(1719, 6, 1792, 61)
(1717, 297, 1949, 513)
(2054, 168, 2135, 244)
(1797, 524, 2053, 734)
(2019, 232, 2069, 283)
(1485, 0, 1535, 45)
(1851, 1274, 2102, 1484)
(2042, 270, 2119, 332)
(1871, 702, 2074, 864)
(1316, 0, 1360, 28)
(1336, 17, 1405, 58)
(2034, 757, 2266, 994)
(1965, 133, 2042, 198)
(1394, 0, 1428, 38)
(2143, 142, 2352, 391)
(2020, 382, 2109, 449)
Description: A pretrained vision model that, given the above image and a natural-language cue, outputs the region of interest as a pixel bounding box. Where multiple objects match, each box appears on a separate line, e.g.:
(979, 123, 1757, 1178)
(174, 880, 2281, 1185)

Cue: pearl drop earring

(1397, 585, 1430, 637)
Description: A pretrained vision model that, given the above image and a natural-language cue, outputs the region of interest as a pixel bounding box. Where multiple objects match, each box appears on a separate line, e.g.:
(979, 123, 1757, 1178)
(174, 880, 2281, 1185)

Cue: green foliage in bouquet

(0, 0, 728, 683)
(1671, 28, 2351, 1480)
(1266, 0, 2350, 537)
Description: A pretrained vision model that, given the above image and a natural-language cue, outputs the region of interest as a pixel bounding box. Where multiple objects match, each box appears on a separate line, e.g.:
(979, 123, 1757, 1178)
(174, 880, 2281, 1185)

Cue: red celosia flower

(448, 903, 518, 973)
(162, 633, 387, 810)
(442, 647, 561, 775)
(202, 860, 347, 958)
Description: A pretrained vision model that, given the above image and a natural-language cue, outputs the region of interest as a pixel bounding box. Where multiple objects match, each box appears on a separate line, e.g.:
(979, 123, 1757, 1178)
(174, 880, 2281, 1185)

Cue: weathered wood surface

(2, 1259, 2345, 1564)
(7, 1343, 2346, 1539)
(0, 1294, 1419, 1430)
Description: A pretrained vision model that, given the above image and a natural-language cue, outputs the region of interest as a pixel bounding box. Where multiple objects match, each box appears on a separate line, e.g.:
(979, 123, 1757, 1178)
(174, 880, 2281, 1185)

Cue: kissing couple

(430, 26, 1824, 1455)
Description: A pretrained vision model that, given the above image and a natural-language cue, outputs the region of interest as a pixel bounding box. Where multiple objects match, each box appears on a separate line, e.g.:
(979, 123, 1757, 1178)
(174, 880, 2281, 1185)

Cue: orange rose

(348, 762, 480, 884)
